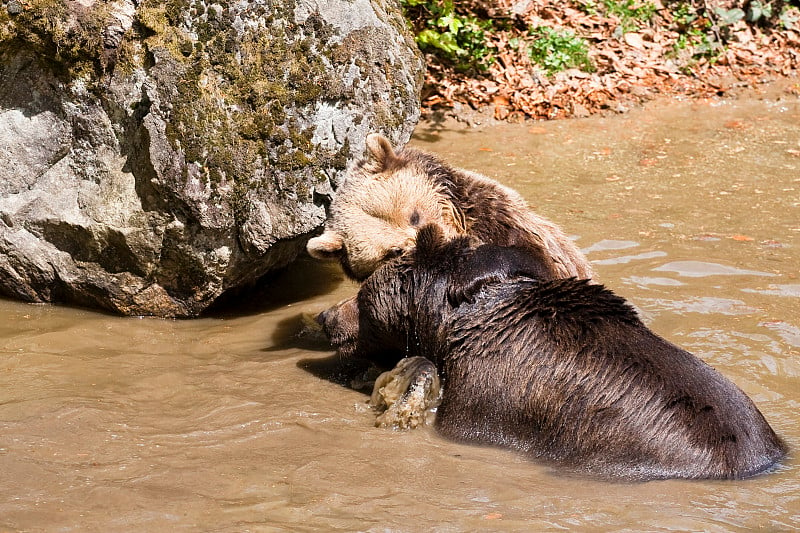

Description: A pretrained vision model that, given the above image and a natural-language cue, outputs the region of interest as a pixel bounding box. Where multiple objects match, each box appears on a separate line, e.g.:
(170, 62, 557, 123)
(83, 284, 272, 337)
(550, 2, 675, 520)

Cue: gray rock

(0, 0, 424, 316)
(5, 1, 21, 16)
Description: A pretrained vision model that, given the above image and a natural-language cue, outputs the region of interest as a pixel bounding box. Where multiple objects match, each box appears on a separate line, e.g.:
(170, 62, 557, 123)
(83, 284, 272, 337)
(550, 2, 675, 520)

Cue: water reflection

(626, 276, 684, 287)
(744, 284, 800, 298)
(593, 250, 667, 265)
(581, 239, 640, 254)
(760, 320, 800, 349)
(654, 260, 779, 278)
(638, 296, 760, 315)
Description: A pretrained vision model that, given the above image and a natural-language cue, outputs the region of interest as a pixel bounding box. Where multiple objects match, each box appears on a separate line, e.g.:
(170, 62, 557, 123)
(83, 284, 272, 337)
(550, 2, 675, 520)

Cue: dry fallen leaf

(724, 120, 749, 130)
(624, 32, 646, 50)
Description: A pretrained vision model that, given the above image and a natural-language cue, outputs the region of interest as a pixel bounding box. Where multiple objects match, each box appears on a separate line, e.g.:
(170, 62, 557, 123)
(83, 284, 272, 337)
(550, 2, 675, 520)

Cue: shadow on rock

(204, 255, 348, 318)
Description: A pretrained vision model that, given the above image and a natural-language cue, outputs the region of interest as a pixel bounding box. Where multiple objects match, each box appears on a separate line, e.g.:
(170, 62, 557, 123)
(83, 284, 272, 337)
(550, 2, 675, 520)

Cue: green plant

(672, 2, 698, 27)
(603, 0, 658, 32)
(575, 0, 601, 15)
(670, 23, 722, 63)
(714, 6, 745, 26)
(779, 6, 800, 28)
(746, 0, 773, 22)
(400, 0, 494, 71)
(527, 26, 593, 75)
(668, 2, 743, 64)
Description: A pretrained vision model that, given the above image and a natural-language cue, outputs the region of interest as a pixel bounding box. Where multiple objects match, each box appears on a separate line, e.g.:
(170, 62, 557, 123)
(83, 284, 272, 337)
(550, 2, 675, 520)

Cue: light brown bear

(307, 134, 593, 282)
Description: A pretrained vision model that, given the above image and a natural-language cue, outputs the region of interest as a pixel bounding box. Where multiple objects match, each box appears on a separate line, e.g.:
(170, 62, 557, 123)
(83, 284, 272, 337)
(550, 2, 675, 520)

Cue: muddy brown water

(2, 96, 799, 531)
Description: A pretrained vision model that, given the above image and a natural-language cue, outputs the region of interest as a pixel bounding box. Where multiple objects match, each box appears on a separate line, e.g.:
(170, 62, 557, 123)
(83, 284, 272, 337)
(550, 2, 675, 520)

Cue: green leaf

(416, 29, 462, 55)
(779, 8, 799, 29)
(527, 26, 593, 75)
(746, 1, 771, 22)
(714, 7, 745, 26)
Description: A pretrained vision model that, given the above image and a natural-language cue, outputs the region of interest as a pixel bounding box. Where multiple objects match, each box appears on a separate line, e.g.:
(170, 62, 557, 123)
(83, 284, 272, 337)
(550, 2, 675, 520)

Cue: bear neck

(392, 273, 452, 366)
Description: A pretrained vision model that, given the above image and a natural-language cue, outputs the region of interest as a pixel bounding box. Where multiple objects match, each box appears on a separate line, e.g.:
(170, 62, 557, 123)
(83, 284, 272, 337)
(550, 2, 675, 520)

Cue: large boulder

(0, 0, 423, 316)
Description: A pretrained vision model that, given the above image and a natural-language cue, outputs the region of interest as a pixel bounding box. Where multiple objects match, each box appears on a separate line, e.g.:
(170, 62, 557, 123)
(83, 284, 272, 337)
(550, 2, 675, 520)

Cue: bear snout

(316, 296, 361, 355)
(315, 308, 329, 327)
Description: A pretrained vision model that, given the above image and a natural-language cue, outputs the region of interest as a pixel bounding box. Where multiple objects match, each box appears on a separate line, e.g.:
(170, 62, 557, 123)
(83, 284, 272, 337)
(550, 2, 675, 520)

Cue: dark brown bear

(318, 225, 787, 481)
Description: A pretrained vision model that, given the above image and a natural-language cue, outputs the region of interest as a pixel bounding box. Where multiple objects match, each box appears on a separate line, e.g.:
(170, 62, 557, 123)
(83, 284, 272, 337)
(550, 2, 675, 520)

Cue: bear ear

(415, 223, 446, 254)
(365, 133, 401, 172)
(307, 231, 344, 260)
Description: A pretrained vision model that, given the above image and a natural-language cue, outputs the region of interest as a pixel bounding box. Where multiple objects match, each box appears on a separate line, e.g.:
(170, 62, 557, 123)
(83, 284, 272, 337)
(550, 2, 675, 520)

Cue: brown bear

(318, 225, 788, 481)
(307, 133, 593, 282)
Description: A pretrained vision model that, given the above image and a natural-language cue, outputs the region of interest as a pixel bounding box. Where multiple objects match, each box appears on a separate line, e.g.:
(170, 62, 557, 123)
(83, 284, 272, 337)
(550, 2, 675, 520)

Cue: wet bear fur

(319, 225, 787, 481)
(307, 133, 593, 282)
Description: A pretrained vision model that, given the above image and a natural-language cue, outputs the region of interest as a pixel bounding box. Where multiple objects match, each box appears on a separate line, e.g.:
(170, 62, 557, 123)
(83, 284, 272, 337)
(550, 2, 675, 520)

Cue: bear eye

(409, 209, 421, 227)
(383, 247, 404, 260)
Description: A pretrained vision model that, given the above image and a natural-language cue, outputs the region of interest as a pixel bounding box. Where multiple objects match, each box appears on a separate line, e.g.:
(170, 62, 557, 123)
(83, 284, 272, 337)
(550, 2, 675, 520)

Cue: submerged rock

(0, 0, 423, 316)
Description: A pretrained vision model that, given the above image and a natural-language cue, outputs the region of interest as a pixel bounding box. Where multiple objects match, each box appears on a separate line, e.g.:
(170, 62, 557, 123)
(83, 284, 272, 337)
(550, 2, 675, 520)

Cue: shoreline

(414, 75, 800, 129)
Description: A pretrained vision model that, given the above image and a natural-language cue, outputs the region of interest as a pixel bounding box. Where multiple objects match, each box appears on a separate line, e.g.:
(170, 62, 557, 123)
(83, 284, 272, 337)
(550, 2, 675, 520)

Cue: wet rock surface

(0, 0, 423, 316)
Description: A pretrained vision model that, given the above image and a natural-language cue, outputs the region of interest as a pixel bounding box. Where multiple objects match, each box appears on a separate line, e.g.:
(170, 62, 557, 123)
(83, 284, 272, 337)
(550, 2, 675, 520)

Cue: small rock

(511, 0, 533, 16)
(572, 102, 591, 118)
(7, 0, 22, 15)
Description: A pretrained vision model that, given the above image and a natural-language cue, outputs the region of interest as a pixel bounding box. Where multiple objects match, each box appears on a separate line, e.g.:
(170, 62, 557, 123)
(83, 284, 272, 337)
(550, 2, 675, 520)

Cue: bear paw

(370, 356, 442, 430)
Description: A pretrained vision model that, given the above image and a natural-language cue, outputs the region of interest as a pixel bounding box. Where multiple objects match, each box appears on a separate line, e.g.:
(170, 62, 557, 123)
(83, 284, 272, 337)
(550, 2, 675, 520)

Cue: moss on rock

(140, 0, 344, 215)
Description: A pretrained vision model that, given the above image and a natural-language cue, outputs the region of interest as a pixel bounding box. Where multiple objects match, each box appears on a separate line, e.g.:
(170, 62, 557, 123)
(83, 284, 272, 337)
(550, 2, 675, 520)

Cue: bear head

(306, 134, 465, 281)
(318, 224, 555, 366)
